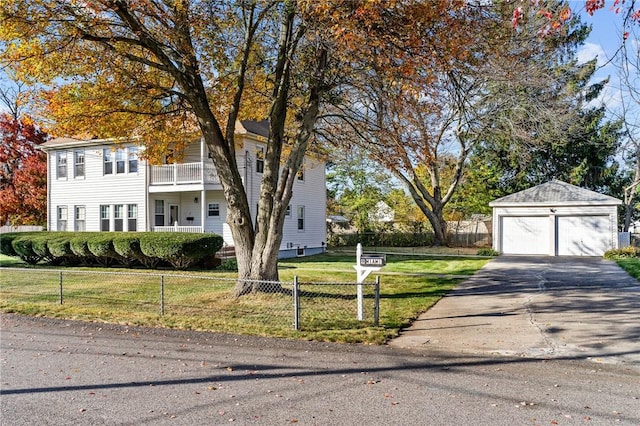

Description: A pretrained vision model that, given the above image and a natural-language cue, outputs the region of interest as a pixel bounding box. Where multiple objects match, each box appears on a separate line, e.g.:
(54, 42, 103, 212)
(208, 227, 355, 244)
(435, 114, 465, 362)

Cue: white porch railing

(150, 162, 220, 185)
(152, 225, 204, 233)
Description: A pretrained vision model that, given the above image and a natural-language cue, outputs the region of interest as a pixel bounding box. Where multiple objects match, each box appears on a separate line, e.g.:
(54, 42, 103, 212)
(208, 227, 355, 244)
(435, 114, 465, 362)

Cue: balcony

(149, 162, 220, 186)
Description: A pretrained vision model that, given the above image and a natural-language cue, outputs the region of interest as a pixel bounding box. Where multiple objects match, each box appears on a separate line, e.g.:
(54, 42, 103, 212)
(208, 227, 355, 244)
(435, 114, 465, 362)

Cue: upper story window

(103, 149, 113, 175)
(297, 165, 304, 181)
(285, 205, 291, 217)
(74, 150, 85, 178)
(256, 146, 264, 174)
(128, 147, 139, 173)
(116, 148, 126, 174)
(57, 152, 67, 179)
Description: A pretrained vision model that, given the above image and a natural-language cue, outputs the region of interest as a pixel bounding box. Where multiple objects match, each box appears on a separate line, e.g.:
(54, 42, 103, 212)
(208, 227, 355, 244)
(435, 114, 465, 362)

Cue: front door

(169, 204, 179, 226)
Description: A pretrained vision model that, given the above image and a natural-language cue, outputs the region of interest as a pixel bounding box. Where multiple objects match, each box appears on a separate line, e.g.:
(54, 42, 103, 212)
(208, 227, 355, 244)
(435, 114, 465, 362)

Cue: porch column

(201, 189, 206, 233)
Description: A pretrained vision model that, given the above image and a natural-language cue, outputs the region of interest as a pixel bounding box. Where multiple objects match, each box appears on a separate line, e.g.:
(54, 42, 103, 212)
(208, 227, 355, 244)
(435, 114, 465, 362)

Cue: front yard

(615, 258, 640, 280)
(0, 251, 489, 344)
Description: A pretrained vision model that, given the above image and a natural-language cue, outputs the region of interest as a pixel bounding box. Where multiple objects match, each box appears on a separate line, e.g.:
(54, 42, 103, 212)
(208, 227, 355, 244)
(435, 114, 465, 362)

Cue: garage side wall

(492, 204, 619, 256)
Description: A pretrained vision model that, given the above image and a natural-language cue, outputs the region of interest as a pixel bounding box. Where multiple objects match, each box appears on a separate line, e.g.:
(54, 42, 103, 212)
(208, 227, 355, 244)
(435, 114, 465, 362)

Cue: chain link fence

(0, 268, 380, 333)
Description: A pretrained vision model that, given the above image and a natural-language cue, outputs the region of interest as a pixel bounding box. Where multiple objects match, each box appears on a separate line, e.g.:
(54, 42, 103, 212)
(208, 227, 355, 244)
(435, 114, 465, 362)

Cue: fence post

(293, 276, 299, 330)
(374, 275, 380, 326)
(59, 271, 63, 305)
(160, 275, 165, 316)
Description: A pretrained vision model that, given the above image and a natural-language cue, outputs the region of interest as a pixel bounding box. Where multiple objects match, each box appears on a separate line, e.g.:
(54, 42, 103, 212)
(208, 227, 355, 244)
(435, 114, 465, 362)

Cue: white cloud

(577, 42, 608, 67)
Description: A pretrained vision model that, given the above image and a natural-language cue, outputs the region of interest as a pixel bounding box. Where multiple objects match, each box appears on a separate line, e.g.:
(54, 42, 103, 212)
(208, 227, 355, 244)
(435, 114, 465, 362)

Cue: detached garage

(490, 180, 622, 256)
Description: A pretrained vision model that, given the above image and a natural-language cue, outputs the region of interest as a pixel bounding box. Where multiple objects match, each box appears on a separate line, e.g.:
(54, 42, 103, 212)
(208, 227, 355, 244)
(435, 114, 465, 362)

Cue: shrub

(48, 233, 78, 265)
(217, 258, 238, 271)
(88, 233, 121, 266)
(70, 233, 95, 264)
(11, 235, 41, 264)
(604, 246, 640, 259)
(30, 233, 57, 264)
(140, 232, 224, 269)
(0, 232, 19, 257)
(112, 233, 146, 267)
(328, 232, 434, 248)
(477, 248, 500, 257)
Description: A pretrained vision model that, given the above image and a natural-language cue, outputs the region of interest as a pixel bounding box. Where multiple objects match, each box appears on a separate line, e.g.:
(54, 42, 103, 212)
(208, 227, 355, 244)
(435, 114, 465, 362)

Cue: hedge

(11, 234, 41, 264)
(328, 232, 435, 248)
(0, 232, 20, 257)
(2, 231, 224, 270)
(140, 232, 223, 269)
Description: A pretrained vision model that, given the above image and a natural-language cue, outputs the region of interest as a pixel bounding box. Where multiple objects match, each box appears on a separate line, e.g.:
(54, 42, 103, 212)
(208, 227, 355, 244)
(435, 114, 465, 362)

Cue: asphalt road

(1, 314, 639, 425)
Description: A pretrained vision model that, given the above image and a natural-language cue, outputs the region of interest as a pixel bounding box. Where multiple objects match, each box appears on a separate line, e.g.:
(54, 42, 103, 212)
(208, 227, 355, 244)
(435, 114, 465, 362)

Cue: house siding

(47, 144, 147, 232)
(43, 127, 326, 255)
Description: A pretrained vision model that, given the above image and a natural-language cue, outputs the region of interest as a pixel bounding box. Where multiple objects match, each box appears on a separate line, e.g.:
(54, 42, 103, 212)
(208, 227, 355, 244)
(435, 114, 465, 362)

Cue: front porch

(152, 224, 204, 233)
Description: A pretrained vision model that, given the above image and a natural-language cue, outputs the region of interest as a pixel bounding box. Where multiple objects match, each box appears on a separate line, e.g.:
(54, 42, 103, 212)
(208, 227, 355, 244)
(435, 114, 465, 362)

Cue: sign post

(353, 243, 385, 320)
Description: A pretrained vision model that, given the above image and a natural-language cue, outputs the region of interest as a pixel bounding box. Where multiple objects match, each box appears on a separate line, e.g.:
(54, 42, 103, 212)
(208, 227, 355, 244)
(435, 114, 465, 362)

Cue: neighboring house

(369, 201, 394, 223)
(490, 179, 622, 256)
(39, 120, 326, 258)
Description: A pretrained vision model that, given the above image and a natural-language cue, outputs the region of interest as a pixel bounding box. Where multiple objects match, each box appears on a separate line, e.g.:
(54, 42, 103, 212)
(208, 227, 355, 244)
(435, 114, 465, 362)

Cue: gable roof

(489, 179, 622, 207)
(239, 120, 269, 138)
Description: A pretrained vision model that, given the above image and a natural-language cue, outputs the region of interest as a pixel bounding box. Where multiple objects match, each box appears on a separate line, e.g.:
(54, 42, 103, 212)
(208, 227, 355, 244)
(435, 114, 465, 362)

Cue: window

(114, 204, 124, 231)
(74, 150, 85, 178)
(297, 165, 304, 181)
(57, 206, 68, 231)
(100, 205, 110, 231)
(75, 206, 86, 231)
(128, 147, 138, 173)
(208, 203, 220, 217)
(116, 148, 126, 174)
(256, 146, 264, 173)
(285, 205, 291, 217)
(297, 206, 305, 231)
(57, 152, 67, 179)
(154, 200, 165, 226)
(103, 149, 113, 175)
(128, 204, 137, 231)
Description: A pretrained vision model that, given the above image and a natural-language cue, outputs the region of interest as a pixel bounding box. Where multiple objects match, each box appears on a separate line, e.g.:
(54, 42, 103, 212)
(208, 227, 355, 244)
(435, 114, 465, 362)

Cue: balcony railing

(152, 225, 204, 233)
(150, 162, 220, 185)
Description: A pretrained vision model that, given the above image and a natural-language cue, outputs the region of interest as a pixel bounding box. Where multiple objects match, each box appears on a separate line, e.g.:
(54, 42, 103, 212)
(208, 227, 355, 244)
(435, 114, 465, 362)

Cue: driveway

(388, 256, 640, 366)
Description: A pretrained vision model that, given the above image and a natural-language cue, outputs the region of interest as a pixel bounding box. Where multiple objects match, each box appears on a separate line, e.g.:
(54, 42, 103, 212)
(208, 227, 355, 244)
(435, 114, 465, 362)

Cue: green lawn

(616, 258, 640, 280)
(0, 252, 489, 344)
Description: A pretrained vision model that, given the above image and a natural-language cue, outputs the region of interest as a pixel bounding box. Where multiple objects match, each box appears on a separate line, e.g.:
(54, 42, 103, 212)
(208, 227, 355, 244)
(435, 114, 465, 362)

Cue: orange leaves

(585, 0, 605, 16)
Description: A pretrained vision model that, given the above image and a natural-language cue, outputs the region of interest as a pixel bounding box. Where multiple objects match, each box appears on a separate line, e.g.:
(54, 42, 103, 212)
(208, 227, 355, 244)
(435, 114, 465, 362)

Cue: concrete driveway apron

(388, 256, 640, 367)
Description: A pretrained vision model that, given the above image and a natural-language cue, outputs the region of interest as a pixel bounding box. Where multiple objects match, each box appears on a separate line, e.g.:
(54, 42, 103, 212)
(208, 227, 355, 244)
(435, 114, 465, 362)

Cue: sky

(577, 3, 639, 115)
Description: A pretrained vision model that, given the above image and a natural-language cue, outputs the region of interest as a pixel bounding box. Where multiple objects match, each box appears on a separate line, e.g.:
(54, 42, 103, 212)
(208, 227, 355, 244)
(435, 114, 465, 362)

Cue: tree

(1, 1, 337, 294)
(1, 1, 504, 291)
(320, 1, 595, 245)
(326, 147, 391, 233)
(0, 113, 48, 226)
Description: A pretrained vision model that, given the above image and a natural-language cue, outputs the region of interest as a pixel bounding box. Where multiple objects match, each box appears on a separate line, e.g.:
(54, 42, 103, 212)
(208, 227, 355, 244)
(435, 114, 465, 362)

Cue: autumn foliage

(0, 114, 48, 226)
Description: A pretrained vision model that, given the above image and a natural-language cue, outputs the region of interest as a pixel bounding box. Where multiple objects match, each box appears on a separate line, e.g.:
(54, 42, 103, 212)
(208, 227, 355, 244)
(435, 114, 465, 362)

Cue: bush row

(328, 232, 435, 248)
(0, 232, 224, 270)
(603, 246, 640, 259)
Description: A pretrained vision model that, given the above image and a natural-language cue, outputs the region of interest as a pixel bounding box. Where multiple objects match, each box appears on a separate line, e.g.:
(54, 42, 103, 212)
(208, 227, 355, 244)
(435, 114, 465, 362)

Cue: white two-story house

(39, 120, 327, 258)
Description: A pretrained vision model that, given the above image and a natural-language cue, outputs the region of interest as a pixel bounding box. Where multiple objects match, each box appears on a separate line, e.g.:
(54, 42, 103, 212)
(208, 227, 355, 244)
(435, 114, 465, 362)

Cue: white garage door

(501, 216, 549, 255)
(556, 216, 611, 256)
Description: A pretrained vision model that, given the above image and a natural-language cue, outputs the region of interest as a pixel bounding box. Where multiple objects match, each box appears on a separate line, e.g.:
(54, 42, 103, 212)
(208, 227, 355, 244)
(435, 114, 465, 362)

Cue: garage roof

(489, 179, 622, 207)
